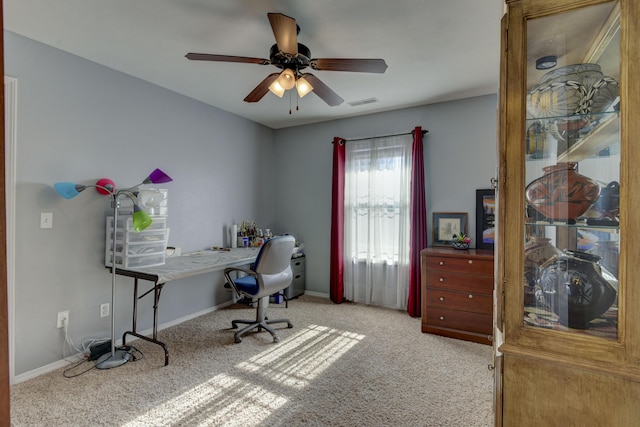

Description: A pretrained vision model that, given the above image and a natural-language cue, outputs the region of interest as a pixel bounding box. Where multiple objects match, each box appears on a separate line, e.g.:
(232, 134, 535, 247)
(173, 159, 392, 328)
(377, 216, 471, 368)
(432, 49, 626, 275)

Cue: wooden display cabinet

(495, 0, 640, 425)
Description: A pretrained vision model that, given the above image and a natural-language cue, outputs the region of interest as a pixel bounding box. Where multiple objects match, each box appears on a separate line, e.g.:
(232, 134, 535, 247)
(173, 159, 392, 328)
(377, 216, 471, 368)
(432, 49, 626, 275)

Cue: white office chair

(223, 235, 295, 343)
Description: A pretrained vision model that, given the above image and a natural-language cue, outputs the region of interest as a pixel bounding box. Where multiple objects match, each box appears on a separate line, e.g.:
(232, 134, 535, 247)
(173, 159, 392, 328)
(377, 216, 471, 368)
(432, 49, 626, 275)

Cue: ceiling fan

(185, 12, 388, 107)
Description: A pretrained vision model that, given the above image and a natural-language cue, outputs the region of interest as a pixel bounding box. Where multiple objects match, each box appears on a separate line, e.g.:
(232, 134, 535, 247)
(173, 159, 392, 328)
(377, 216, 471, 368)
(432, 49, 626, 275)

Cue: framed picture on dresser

(432, 212, 468, 246)
(475, 189, 495, 250)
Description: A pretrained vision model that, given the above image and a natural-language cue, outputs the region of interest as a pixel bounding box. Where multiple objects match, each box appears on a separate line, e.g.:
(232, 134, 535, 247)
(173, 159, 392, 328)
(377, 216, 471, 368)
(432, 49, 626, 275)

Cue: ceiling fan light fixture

(296, 76, 313, 98)
(268, 80, 285, 97)
(186, 13, 387, 107)
(278, 69, 296, 90)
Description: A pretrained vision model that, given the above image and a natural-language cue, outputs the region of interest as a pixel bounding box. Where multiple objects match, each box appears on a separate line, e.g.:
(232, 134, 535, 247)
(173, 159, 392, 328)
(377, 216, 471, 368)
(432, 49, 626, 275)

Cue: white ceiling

(4, 0, 504, 129)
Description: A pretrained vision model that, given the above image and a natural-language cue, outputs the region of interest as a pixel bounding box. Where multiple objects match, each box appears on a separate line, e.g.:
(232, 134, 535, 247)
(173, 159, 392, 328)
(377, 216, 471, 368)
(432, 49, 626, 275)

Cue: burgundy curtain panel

(407, 126, 427, 317)
(330, 137, 346, 304)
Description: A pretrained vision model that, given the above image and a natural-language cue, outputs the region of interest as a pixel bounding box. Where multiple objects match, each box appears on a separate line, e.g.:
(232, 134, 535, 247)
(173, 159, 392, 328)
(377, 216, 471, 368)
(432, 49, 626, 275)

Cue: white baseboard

(302, 290, 329, 299)
(13, 355, 85, 384)
(12, 300, 234, 384)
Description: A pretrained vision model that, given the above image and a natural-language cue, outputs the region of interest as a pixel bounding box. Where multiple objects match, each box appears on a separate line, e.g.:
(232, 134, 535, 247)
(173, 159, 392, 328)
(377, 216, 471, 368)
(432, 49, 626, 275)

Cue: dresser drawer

(425, 256, 493, 276)
(426, 289, 492, 315)
(425, 270, 494, 293)
(425, 307, 493, 335)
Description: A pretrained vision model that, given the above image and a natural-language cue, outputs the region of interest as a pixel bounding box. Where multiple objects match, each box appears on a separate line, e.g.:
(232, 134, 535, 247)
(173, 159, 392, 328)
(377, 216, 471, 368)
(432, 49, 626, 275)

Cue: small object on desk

(231, 224, 238, 248)
(292, 242, 305, 258)
(212, 246, 231, 252)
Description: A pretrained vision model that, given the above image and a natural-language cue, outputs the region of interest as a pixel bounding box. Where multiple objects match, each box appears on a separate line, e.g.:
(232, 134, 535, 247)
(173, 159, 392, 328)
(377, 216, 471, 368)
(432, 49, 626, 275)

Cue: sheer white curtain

(343, 134, 413, 310)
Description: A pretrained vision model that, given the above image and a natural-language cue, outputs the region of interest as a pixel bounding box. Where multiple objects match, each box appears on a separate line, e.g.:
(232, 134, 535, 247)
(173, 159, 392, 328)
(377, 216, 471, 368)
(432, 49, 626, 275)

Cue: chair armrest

(223, 266, 255, 276)
(223, 267, 258, 298)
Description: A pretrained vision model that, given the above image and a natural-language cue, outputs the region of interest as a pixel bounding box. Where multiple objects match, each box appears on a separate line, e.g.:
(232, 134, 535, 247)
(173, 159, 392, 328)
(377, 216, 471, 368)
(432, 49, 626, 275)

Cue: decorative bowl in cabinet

(525, 162, 600, 221)
(527, 63, 619, 118)
(538, 250, 617, 329)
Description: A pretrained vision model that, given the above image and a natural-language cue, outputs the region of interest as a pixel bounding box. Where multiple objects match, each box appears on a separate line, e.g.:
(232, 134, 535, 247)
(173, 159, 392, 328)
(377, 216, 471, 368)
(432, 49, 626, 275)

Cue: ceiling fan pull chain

(295, 68, 300, 111)
(289, 90, 292, 115)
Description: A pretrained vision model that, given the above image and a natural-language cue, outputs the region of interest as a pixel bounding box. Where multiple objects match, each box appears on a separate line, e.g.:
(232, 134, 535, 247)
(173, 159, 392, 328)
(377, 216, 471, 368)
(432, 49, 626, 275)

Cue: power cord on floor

(62, 357, 96, 378)
(118, 344, 144, 362)
(62, 345, 144, 378)
(59, 315, 144, 378)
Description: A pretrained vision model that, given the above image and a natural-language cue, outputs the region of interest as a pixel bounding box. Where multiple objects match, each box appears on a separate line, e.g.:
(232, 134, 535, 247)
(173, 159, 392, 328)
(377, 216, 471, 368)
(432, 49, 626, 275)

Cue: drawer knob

(439, 277, 444, 282)
(439, 261, 444, 266)
(439, 296, 445, 301)
(468, 294, 473, 299)
(468, 260, 473, 264)
(439, 316, 445, 320)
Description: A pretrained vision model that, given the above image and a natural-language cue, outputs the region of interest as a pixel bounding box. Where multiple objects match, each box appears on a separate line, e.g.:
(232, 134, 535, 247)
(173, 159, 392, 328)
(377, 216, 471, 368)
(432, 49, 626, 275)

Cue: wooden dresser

(421, 247, 494, 345)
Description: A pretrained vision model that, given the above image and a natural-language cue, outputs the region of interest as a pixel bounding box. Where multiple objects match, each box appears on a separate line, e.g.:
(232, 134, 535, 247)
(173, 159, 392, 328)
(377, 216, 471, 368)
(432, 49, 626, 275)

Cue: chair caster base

(231, 317, 291, 344)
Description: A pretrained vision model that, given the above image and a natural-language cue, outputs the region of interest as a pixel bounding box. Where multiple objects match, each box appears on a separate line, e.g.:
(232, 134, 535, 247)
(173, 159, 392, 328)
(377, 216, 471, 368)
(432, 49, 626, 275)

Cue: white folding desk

(114, 247, 259, 365)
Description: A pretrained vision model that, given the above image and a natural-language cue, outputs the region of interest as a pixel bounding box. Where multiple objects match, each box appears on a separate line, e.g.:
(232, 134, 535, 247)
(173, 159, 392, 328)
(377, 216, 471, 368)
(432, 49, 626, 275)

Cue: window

(343, 134, 412, 309)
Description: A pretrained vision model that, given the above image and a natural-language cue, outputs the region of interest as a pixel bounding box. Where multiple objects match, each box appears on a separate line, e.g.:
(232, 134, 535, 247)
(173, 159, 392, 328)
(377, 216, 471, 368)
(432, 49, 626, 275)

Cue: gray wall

(6, 30, 498, 378)
(6, 32, 277, 376)
(273, 95, 498, 294)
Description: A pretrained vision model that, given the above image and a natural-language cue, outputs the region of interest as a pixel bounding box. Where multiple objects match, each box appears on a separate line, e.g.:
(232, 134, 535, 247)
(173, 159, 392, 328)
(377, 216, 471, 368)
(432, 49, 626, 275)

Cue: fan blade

(244, 73, 280, 103)
(302, 74, 344, 106)
(268, 12, 298, 56)
(310, 58, 388, 73)
(185, 53, 270, 65)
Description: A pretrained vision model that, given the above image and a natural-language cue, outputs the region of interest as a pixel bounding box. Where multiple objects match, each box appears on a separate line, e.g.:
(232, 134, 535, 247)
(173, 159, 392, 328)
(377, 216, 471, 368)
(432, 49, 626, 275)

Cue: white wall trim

(4, 76, 17, 385)
(302, 290, 329, 299)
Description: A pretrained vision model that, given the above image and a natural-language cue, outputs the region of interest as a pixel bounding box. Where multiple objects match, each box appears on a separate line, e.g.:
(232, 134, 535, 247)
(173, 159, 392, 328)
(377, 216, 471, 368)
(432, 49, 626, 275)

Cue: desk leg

(122, 279, 169, 366)
(132, 278, 138, 333)
(153, 283, 163, 340)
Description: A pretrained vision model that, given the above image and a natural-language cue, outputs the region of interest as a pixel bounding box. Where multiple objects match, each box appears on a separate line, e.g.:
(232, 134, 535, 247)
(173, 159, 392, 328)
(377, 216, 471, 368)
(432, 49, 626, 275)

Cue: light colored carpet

(11, 295, 494, 426)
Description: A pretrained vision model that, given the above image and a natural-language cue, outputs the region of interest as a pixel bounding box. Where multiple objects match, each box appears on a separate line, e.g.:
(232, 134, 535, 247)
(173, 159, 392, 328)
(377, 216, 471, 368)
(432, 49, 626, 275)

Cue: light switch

(40, 212, 53, 229)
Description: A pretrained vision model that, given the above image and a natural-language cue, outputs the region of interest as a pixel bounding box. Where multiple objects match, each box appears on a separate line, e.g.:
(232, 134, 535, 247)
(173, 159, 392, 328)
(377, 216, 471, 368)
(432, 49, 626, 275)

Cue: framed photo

(432, 212, 468, 246)
(476, 189, 496, 250)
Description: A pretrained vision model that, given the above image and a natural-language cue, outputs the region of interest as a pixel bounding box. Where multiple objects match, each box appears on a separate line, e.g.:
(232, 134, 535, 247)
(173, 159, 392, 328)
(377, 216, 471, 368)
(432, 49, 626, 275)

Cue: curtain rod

(334, 129, 428, 143)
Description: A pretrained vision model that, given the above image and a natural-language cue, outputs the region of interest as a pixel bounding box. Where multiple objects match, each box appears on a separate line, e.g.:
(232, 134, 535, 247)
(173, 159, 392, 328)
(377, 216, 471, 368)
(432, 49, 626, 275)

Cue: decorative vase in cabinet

(525, 162, 601, 221)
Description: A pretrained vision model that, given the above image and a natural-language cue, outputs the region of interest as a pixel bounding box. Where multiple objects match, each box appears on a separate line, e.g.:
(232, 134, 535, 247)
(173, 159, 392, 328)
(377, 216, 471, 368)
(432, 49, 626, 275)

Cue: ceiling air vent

(348, 98, 379, 107)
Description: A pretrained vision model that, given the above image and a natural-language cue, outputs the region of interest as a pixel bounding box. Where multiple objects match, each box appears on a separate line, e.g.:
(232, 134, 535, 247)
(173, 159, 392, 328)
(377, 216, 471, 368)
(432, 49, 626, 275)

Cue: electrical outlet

(57, 310, 69, 329)
(100, 303, 110, 318)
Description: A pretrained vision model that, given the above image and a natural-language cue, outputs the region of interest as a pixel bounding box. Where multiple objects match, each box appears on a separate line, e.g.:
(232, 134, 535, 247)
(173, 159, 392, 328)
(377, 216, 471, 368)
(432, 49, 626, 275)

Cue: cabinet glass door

(523, 1, 620, 338)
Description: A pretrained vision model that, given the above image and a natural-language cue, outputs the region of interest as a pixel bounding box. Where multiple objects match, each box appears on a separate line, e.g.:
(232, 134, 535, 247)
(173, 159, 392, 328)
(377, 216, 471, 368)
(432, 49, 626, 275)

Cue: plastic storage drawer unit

(105, 215, 169, 268)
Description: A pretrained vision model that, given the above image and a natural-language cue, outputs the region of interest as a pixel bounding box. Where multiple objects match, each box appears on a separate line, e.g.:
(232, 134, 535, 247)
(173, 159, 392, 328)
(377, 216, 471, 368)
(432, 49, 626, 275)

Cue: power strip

(88, 340, 111, 361)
